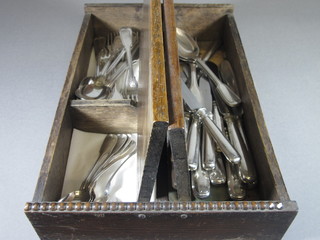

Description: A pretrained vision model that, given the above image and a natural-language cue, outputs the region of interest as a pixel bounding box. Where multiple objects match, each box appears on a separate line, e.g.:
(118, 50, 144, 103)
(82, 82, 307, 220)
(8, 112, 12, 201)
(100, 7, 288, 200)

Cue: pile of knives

(180, 58, 258, 201)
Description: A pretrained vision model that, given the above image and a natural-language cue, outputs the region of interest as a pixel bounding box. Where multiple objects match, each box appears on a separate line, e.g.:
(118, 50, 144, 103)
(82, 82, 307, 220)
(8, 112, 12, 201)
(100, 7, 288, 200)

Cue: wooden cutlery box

(25, 2, 297, 239)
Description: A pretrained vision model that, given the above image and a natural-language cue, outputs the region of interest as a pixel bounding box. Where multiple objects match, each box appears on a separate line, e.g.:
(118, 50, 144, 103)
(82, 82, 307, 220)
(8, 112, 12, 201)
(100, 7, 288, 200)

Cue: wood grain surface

(162, 0, 191, 201)
(32, 14, 93, 202)
(71, 99, 137, 134)
(138, 0, 169, 201)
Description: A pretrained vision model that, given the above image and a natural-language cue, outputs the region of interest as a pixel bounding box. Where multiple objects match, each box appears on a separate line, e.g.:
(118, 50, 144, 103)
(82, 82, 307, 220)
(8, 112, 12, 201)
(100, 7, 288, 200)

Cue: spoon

(75, 32, 127, 100)
(75, 76, 110, 100)
(88, 136, 137, 200)
(176, 28, 241, 107)
(95, 140, 137, 202)
(82, 134, 119, 186)
(58, 134, 127, 202)
(116, 59, 139, 97)
(75, 54, 132, 100)
(87, 134, 133, 189)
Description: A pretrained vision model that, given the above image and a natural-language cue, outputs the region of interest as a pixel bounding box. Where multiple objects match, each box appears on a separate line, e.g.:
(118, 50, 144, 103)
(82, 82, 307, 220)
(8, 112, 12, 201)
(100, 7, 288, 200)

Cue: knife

(181, 79, 240, 164)
(219, 60, 257, 186)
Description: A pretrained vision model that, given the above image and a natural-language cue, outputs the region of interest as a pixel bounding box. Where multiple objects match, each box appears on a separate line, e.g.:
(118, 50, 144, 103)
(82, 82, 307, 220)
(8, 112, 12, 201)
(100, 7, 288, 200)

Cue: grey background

(0, 0, 319, 239)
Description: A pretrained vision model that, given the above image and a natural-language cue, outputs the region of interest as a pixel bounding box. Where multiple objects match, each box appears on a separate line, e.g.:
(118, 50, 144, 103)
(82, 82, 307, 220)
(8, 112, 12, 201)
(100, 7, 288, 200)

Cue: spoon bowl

(176, 28, 241, 107)
(75, 76, 110, 100)
(176, 28, 199, 60)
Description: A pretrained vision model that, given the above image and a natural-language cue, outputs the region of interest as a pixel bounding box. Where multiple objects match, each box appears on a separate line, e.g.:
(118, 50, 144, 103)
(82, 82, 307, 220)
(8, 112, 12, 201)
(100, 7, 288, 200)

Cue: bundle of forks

(75, 27, 139, 101)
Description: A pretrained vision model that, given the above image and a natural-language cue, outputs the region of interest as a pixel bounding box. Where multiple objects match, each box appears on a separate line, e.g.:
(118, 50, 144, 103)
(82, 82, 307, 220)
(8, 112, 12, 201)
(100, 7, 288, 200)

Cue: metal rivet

(138, 214, 146, 219)
(269, 203, 275, 210)
(180, 214, 188, 219)
(276, 203, 283, 210)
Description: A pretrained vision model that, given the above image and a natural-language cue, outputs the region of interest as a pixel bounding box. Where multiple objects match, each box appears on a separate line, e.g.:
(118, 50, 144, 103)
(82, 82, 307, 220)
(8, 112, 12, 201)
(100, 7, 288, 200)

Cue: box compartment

(161, 2, 297, 239)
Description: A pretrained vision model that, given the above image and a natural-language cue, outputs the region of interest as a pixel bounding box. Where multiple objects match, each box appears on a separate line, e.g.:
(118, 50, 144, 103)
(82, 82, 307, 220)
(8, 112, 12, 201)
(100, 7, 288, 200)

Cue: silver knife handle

(196, 59, 241, 107)
(212, 101, 225, 133)
(202, 113, 216, 170)
(196, 108, 240, 164)
(187, 114, 201, 171)
(203, 128, 216, 170)
(225, 116, 257, 186)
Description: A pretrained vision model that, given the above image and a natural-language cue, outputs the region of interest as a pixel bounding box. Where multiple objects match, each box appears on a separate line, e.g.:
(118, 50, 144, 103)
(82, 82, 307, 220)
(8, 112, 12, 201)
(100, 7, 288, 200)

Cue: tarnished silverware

(219, 60, 257, 187)
(58, 134, 120, 202)
(191, 131, 211, 199)
(59, 134, 137, 202)
(201, 112, 216, 170)
(209, 101, 226, 184)
(176, 28, 241, 107)
(119, 28, 139, 101)
(181, 79, 240, 164)
(209, 153, 226, 185)
(94, 140, 137, 202)
(226, 161, 246, 200)
(186, 113, 201, 171)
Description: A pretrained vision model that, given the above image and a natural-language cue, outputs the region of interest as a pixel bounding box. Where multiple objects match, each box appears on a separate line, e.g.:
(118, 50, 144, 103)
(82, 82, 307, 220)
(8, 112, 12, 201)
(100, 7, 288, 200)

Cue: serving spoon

(176, 28, 241, 107)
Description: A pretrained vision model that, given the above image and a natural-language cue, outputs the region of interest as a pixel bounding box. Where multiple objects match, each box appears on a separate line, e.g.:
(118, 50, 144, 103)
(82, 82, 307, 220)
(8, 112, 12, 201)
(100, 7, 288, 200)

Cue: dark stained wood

(149, 1, 169, 124)
(163, 0, 191, 201)
(70, 99, 137, 134)
(174, 4, 233, 42)
(138, 122, 168, 201)
(25, 201, 298, 240)
(33, 14, 93, 202)
(167, 128, 191, 201)
(163, 0, 185, 129)
(138, 0, 169, 201)
(222, 15, 290, 201)
(85, 4, 144, 35)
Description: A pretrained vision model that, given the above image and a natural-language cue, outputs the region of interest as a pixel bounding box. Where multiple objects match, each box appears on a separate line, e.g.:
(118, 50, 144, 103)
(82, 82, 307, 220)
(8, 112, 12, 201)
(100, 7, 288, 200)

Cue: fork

(120, 29, 139, 102)
(100, 31, 124, 77)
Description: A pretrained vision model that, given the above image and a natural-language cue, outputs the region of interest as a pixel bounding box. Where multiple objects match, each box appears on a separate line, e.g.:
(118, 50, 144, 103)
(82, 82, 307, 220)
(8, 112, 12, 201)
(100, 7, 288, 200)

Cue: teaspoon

(176, 28, 241, 107)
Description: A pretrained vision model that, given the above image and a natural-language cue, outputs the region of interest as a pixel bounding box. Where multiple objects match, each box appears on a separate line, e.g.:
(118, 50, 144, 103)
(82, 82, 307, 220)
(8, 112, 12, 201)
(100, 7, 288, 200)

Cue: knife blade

(181, 79, 240, 164)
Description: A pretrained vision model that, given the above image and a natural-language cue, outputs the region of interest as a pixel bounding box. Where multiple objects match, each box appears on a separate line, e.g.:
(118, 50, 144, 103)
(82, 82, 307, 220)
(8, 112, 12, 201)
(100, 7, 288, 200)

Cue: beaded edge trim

(25, 201, 284, 212)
